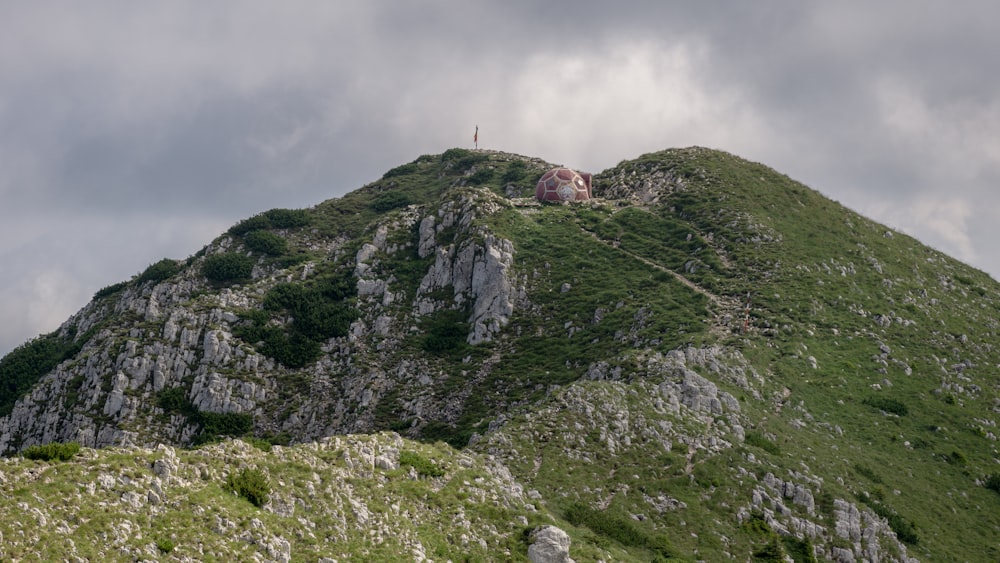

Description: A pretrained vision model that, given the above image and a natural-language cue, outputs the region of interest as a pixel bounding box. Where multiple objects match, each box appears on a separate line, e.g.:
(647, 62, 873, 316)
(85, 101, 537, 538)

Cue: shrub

(862, 396, 908, 416)
(94, 281, 129, 299)
(196, 412, 254, 443)
(136, 258, 182, 284)
(945, 449, 967, 465)
(157, 387, 195, 415)
(23, 441, 81, 462)
(225, 467, 270, 507)
(229, 214, 272, 236)
(371, 191, 412, 212)
(782, 537, 817, 563)
(420, 309, 470, 355)
(228, 208, 310, 235)
(501, 160, 528, 184)
(399, 450, 445, 477)
(202, 253, 254, 284)
(263, 208, 310, 229)
(244, 437, 272, 452)
(745, 432, 781, 455)
(467, 167, 494, 184)
(156, 539, 175, 554)
(985, 473, 1000, 494)
(243, 230, 287, 256)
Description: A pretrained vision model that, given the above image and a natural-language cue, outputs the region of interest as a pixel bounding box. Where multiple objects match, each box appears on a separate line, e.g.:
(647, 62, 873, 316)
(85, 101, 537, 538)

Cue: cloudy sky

(2, 1, 999, 356)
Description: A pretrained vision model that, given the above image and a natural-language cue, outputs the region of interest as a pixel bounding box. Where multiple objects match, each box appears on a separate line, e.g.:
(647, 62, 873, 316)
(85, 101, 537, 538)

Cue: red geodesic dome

(535, 167, 592, 202)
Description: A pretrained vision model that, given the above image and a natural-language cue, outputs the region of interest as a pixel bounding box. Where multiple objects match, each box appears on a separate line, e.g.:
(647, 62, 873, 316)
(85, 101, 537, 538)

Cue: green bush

(156, 387, 194, 415)
(202, 253, 254, 284)
(244, 436, 272, 452)
(225, 467, 270, 508)
(93, 281, 129, 299)
(243, 230, 287, 256)
(23, 441, 81, 462)
(229, 208, 310, 236)
(467, 167, 494, 184)
(399, 450, 445, 477)
(985, 473, 1000, 494)
(782, 537, 817, 563)
(371, 192, 412, 212)
(263, 208, 310, 229)
(501, 160, 528, 184)
(194, 412, 254, 444)
(156, 538, 175, 554)
(862, 396, 908, 416)
(946, 449, 967, 466)
(136, 258, 182, 284)
(259, 330, 322, 369)
(745, 432, 781, 455)
(420, 309, 470, 356)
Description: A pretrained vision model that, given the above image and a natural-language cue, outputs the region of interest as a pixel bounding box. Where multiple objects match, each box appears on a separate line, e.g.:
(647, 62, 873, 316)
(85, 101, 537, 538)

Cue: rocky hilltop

(1, 147, 998, 561)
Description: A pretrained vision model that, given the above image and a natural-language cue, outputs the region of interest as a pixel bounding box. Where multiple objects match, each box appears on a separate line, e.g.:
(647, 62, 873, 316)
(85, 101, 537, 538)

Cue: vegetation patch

(156, 387, 254, 445)
(229, 208, 310, 236)
(985, 473, 1000, 495)
(136, 258, 182, 284)
(0, 332, 83, 417)
(93, 281, 129, 299)
(371, 191, 412, 212)
(564, 502, 675, 558)
(399, 450, 445, 477)
(419, 308, 471, 356)
(22, 441, 81, 462)
(225, 467, 270, 508)
(744, 432, 781, 455)
(857, 491, 919, 545)
(862, 396, 908, 416)
(242, 230, 288, 256)
(234, 272, 357, 368)
(202, 253, 255, 284)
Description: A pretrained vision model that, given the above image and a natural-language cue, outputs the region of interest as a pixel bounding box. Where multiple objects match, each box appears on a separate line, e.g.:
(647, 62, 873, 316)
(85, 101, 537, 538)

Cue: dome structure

(535, 167, 592, 202)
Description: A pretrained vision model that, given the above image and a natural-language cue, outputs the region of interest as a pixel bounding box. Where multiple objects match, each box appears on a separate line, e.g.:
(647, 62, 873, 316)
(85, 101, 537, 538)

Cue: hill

(0, 147, 998, 561)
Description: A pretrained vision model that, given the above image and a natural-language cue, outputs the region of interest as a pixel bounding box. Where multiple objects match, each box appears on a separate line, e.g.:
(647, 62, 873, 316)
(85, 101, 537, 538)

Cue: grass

(4, 147, 1000, 561)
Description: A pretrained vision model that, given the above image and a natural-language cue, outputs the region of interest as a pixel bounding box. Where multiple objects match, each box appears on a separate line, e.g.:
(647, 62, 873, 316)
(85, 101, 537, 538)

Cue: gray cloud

(3, 1, 1000, 355)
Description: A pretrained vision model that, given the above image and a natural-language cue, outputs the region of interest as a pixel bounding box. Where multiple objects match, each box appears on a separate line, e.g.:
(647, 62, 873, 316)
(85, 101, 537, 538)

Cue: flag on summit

(474, 125, 478, 148)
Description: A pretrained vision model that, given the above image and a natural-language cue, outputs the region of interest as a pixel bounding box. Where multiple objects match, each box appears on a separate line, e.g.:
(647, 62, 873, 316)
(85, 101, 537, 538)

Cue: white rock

(527, 525, 574, 563)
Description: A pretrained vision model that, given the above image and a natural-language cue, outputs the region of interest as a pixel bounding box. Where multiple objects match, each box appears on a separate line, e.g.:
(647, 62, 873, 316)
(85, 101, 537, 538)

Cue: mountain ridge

(0, 146, 998, 561)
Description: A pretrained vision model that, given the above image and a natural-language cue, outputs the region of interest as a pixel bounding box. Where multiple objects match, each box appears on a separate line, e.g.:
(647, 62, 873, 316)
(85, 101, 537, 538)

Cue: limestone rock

(527, 525, 574, 563)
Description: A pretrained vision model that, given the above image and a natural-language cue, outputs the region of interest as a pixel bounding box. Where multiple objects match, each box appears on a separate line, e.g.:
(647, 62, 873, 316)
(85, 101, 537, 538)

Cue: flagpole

(474, 125, 478, 150)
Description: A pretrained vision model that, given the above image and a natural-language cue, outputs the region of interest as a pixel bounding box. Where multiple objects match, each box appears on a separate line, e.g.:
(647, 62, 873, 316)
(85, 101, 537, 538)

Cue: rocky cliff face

(0, 185, 524, 454)
(1, 147, 998, 561)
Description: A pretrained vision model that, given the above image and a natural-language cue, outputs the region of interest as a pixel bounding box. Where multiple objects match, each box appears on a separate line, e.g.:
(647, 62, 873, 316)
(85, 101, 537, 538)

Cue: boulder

(527, 525, 574, 563)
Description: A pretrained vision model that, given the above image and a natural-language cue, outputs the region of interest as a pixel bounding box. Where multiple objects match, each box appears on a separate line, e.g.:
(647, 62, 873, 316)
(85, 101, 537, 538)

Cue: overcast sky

(2, 1, 999, 356)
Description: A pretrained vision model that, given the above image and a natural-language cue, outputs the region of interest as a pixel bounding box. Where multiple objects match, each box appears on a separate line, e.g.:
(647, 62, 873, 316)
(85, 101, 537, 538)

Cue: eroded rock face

(0, 185, 527, 455)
